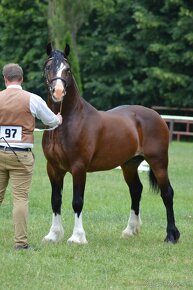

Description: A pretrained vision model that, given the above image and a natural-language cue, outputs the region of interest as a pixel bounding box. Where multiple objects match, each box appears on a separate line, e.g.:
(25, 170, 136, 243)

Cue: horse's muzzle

(52, 79, 66, 102)
(52, 93, 65, 103)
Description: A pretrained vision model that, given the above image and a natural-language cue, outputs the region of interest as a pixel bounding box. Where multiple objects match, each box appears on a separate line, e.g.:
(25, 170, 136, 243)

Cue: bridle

(34, 57, 65, 131)
(44, 56, 68, 105)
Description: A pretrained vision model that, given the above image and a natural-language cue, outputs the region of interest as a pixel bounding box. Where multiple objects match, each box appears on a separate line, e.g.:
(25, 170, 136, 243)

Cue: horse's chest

(44, 143, 69, 170)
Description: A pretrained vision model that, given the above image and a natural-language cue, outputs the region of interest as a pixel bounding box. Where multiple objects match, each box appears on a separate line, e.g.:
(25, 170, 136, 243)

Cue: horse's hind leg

(43, 163, 65, 243)
(121, 156, 144, 238)
(148, 157, 180, 244)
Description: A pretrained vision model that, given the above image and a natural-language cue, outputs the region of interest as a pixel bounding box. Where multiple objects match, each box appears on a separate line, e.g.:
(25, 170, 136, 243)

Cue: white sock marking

(67, 213, 88, 244)
(43, 213, 64, 242)
(122, 209, 142, 238)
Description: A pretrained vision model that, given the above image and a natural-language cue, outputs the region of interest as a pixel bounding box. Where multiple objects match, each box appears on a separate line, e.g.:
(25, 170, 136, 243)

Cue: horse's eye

(46, 65, 50, 70)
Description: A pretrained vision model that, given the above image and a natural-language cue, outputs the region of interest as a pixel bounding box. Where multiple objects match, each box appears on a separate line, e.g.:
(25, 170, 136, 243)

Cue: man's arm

(30, 93, 62, 127)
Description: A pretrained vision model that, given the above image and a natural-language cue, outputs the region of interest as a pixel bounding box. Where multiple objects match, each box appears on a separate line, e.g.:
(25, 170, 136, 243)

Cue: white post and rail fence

(152, 106, 193, 142)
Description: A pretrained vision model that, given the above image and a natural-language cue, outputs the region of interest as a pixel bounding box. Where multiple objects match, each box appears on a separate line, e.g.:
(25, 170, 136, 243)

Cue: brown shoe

(15, 244, 33, 250)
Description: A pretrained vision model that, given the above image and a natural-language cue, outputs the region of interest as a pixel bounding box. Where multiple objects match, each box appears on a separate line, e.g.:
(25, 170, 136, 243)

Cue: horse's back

(107, 105, 168, 141)
(128, 105, 169, 143)
(105, 104, 169, 154)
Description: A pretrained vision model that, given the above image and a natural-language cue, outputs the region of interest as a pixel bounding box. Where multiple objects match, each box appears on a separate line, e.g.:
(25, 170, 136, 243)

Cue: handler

(0, 63, 62, 250)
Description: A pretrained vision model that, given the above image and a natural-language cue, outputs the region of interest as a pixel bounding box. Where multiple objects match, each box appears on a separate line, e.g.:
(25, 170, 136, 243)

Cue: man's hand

(57, 113, 63, 125)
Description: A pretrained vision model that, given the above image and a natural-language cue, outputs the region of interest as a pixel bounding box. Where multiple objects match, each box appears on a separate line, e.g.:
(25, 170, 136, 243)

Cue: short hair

(2, 63, 23, 82)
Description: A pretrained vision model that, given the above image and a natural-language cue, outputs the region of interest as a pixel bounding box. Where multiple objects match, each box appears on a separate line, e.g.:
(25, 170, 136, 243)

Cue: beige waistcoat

(0, 88, 35, 145)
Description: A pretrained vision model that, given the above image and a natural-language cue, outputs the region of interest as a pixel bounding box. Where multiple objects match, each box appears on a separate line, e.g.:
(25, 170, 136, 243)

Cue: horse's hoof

(67, 239, 88, 245)
(122, 226, 139, 238)
(42, 229, 64, 243)
(122, 230, 134, 238)
(42, 236, 56, 242)
(164, 237, 178, 244)
(164, 228, 180, 244)
(67, 234, 88, 245)
(42, 234, 58, 243)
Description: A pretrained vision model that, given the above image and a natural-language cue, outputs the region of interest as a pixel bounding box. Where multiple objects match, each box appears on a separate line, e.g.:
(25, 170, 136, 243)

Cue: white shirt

(8, 84, 60, 126)
(0, 85, 60, 148)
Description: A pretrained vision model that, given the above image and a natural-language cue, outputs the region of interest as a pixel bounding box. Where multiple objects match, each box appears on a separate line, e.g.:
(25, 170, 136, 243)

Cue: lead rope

(59, 100, 63, 114)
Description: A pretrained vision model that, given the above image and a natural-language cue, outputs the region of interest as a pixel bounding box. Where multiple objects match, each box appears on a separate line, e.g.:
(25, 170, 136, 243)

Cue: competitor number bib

(0, 126, 22, 141)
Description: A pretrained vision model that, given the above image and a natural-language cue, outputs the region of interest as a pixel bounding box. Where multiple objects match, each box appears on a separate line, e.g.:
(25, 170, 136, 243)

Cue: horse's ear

(64, 44, 70, 57)
(46, 42, 52, 56)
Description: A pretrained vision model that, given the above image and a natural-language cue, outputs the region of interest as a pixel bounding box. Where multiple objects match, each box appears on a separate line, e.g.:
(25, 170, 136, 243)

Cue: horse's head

(44, 43, 71, 103)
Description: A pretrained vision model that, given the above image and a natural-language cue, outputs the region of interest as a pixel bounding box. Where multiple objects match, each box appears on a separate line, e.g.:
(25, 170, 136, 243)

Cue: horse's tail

(148, 168, 160, 193)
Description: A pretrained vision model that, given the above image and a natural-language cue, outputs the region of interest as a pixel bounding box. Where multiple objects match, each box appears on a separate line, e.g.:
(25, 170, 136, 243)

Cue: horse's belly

(88, 141, 138, 172)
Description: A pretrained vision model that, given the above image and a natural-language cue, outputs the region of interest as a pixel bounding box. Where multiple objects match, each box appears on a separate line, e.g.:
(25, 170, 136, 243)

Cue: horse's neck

(47, 98, 61, 114)
(62, 80, 83, 114)
(47, 78, 96, 118)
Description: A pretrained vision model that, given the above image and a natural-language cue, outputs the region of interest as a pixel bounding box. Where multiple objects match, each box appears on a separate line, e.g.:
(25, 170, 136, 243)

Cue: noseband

(44, 56, 68, 96)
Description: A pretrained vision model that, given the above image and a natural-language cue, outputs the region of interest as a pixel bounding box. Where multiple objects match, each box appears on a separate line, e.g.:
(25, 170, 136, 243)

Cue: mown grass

(0, 133, 193, 290)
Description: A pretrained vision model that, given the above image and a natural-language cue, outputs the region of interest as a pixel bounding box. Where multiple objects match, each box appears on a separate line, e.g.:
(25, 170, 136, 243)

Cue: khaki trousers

(0, 150, 34, 246)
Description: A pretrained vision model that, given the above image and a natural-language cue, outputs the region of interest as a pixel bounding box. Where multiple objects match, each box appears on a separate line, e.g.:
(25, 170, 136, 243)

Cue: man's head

(2, 63, 23, 84)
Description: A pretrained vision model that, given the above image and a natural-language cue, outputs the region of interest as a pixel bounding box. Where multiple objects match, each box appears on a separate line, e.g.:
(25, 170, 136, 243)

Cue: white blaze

(54, 63, 66, 100)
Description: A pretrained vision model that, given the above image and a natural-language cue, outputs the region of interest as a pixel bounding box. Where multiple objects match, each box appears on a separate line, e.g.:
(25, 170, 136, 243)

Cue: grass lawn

(0, 132, 193, 290)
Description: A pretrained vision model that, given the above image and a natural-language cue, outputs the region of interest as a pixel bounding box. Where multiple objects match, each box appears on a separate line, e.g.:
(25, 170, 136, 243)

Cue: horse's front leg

(67, 169, 88, 244)
(43, 164, 65, 243)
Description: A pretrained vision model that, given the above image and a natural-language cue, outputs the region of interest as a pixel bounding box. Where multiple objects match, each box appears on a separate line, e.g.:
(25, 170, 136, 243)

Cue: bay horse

(42, 43, 180, 244)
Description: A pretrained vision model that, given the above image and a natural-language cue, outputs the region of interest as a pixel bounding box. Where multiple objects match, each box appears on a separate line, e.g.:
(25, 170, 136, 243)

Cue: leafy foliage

(0, 0, 48, 97)
(0, 0, 193, 109)
(78, 0, 193, 109)
(47, 0, 93, 95)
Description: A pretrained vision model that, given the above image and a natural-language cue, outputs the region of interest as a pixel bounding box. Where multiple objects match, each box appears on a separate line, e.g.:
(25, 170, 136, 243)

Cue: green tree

(78, 0, 143, 108)
(133, 0, 193, 107)
(48, 0, 93, 95)
(1, 0, 193, 109)
(78, 0, 193, 109)
(0, 1, 48, 97)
